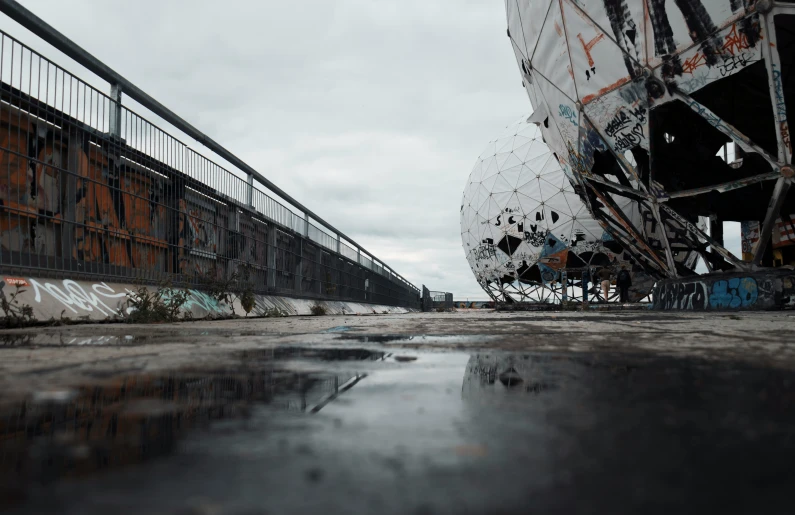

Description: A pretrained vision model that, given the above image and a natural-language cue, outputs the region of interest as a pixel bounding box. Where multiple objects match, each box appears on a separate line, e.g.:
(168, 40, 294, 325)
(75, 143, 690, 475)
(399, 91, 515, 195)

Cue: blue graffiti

(558, 104, 578, 126)
(708, 277, 758, 309)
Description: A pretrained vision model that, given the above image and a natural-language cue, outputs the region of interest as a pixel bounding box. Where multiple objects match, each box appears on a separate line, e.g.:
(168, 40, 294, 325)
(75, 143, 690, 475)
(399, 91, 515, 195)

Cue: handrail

(0, 0, 418, 292)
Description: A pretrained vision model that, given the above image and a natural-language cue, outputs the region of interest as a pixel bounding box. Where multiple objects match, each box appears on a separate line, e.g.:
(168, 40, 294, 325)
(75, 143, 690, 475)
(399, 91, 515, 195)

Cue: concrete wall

(0, 275, 412, 323)
(652, 270, 795, 311)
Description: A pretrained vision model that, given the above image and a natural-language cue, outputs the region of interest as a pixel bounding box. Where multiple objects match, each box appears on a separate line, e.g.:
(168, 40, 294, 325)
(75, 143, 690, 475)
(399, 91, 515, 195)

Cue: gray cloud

(10, 0, 530, 299)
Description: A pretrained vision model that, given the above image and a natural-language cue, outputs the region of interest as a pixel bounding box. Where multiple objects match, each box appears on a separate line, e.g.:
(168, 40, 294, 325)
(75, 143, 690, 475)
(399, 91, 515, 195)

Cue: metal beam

(761, 11, 791, 164)
(0, 0, 417, 291)
(665, 172, 780, 199)
(753, 176, 792, 264)
(658, 203, 748, 270)
(673, 92, 781, 170)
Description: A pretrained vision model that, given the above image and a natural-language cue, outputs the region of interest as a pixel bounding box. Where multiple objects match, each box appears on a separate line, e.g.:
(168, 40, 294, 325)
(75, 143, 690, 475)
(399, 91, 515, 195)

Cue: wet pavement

(2, 311, 795, 514)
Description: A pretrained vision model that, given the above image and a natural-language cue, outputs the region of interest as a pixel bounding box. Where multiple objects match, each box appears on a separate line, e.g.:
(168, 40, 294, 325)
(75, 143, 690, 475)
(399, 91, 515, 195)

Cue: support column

(754, 176, 792, 265)
(62, 131, 80, 269)
(710, 216, 724, 247)
(295, 236, 303, 293)
(267, 225, 276, 290)
(247, 174, 254, 208)
(226, 205, 240, 279)
(109, 83, 122, 139)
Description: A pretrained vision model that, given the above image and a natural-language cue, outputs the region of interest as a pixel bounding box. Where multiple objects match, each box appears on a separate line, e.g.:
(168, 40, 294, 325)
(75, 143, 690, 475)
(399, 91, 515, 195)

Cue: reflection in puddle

(0, 346, 379, 504)
(0, 334, 146, 347)
(463, 354, 557, 398)
(337, 334, 492, 345)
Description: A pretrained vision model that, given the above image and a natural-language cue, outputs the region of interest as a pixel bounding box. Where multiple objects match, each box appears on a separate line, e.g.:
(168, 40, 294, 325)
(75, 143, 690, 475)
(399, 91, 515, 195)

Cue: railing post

(295, 236, 303, 294)
(247, 174, 254, 208)
(304, 212, 309, 237)
(109, 83, 122, 138)
(267, 225, 277, 290)
(336, 234, 341, 254)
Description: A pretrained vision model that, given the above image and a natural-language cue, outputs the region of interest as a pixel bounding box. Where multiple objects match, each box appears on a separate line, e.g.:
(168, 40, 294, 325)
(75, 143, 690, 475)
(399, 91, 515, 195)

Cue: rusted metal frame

(654, 208, 717, 273)
(753, 176, 792, 264)
(577, 180, 668, 275)
(665, 172, 780, 199)
(580, 110, 648, 191)
(643, 99, 680, 275)
(567, 142, 666, 275)
(649, 201, 679, 276)
(761, 9, 791, 164)
(658, 203, 749, 269)
(578, 106, 675, 274)
(563, 123, 668, 275)
(585, 174, 647, 199)
(585, 179, 671, 273)
(672, 91, 781, 170)
(590, 208, 667, 276)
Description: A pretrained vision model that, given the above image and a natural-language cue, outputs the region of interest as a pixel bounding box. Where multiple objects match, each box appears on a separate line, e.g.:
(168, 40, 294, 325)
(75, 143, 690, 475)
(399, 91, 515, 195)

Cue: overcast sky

(6, 1, 740, 298)
(7, 0, 530, 299)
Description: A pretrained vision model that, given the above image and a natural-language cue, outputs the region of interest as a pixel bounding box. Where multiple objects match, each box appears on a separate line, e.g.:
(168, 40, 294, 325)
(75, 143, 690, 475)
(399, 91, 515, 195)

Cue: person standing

(597, 267, 612, 302)
(617, 266, 632, 303)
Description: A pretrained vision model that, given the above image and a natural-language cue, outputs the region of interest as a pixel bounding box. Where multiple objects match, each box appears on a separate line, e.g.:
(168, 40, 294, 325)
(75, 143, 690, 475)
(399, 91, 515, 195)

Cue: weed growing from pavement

(124, 282, 189, 324)
(0, 285, 35, 328)
(262, 307, 289, 317)
(310, 303, 327, 316)
(196, 264, 256, 316)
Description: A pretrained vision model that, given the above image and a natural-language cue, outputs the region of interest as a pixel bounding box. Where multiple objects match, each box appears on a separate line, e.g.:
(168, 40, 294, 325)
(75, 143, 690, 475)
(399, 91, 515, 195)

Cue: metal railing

(421, 287, 453, 311)
(0, 4, 420, 308)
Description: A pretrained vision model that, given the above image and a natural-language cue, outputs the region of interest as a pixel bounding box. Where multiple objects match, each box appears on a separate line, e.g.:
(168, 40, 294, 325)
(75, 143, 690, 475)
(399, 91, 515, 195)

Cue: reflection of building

(505, 1, 795, 278)
(462, 354, 554, 401)
(461, 117, 653, 303)
(0, 348, 372, 502)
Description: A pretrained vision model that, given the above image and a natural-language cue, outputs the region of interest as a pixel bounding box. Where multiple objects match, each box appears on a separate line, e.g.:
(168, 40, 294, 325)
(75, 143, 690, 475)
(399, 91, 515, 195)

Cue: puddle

(0, 346, 381, 504)
(336, 334, 494, 345)
(0, 333, 147, 347)
(323, 326, 352, 333)
(5, 347, 795, 514)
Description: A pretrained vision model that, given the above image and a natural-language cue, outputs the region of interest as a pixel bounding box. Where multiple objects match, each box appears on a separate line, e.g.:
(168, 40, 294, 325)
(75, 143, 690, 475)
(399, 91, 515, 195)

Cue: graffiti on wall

(0, 107, 169, 270)
(655, 276, 767, 310)
(1, 277, 225, 319)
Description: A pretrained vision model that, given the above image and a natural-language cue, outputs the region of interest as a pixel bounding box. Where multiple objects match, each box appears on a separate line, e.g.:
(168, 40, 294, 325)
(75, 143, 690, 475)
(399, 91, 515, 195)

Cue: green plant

(240, 289, 256, 316)
(0, 284, 35, 328)
(124, 282, 189, 324)
(197, 264, 257, 316)
(262, 306, 288, 318)
(310, 303, 327, 316)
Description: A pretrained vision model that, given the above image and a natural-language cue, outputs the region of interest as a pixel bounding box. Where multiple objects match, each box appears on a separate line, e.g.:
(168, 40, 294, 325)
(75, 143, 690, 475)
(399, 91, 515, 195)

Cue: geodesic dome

(460, 116, 654, 302)
(505, 0, 795, 277)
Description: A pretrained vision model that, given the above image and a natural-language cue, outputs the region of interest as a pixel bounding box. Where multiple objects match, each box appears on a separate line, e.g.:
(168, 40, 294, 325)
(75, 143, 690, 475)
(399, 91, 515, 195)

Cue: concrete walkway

(1, 310, 794, 514)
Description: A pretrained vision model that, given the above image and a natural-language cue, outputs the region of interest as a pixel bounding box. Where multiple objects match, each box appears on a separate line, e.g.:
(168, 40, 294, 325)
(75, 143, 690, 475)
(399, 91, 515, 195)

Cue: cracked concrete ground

(1, 310, 793, 392)
(2, 309, 795, 514)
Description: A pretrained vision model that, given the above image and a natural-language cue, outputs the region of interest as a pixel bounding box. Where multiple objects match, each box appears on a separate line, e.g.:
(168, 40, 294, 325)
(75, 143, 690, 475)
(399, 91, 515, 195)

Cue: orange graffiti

(682, 52, 709, 74)
(682, 21, 762, 75)
(577, 33, 605, 68)
(722, 23, 755, 56)
(582, 76, 632, 104)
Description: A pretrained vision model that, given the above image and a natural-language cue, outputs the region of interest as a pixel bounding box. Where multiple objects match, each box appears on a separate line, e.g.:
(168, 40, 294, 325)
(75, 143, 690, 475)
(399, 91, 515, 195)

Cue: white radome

(461, 116, 653, 302)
